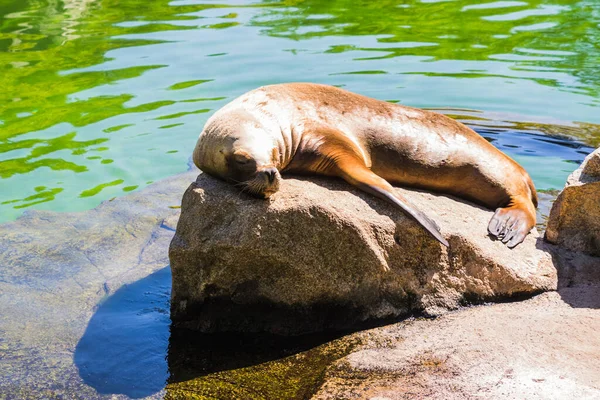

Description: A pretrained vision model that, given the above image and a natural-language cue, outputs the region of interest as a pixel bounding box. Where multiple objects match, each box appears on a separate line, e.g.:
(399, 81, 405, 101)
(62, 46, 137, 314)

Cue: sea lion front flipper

(340, 166, 449, 247)
(307, 125, 448, 246)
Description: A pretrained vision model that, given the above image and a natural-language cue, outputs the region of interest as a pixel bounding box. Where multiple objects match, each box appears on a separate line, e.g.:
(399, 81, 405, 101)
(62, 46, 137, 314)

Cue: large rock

(546, 148, 600, 256)
(169, 174, 556, 335)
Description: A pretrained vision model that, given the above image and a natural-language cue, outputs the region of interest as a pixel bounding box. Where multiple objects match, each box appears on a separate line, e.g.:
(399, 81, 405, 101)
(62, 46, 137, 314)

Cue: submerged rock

(546, 148, 600, 256)
(0, 170, 197, 399)
(169, 174, 557, 335)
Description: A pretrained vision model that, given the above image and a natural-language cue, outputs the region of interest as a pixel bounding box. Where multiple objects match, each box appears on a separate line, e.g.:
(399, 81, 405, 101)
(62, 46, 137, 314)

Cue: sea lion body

(193, 83, 537, 248)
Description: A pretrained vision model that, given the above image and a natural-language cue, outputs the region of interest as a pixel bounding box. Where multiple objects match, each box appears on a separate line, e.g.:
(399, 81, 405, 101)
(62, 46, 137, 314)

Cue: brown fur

(193, 83, 538, 248)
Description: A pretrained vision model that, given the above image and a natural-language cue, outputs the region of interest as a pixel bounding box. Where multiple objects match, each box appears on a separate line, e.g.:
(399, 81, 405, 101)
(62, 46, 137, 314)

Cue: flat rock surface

(170, 174, 556, 334)
(313, 286, 600, 400)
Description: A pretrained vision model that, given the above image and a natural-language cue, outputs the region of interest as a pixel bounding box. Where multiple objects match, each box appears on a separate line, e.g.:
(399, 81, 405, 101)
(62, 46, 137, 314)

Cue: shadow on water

(74, 266, 365, 398)
(74, 267, 172, 398)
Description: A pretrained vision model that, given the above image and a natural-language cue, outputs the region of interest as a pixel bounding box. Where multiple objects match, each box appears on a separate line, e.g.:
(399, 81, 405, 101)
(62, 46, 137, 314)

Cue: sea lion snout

(261, 167, 278, 184)
(255, 166, 281, 198)
(238, 165, 281, 199)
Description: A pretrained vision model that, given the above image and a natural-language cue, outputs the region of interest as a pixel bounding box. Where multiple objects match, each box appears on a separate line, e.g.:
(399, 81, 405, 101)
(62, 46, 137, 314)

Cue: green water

(1, 0, 598, 222)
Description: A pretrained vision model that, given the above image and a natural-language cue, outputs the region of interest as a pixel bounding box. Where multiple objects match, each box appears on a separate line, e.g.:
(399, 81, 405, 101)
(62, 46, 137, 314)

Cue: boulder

(169, 174, 557, 335)
(546, 148, 600, 256)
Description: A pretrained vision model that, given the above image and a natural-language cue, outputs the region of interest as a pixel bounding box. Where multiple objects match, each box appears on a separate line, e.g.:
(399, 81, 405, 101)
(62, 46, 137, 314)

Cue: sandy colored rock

(546, 147, 600, 256)
(582, 149, 600, 177)
(169, 174, 556, 335)
(312, 288, 600, 400)
(311, 248, 600, 400)
(2, 169, 596, 400)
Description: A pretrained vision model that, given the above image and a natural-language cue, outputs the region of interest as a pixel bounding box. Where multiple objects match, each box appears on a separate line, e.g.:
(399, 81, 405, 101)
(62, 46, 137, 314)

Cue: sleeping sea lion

(192, 83, 538, 248)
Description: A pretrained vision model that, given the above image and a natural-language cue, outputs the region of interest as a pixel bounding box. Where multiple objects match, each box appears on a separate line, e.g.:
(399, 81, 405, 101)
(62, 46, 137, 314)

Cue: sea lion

(192, 83, 538, 248)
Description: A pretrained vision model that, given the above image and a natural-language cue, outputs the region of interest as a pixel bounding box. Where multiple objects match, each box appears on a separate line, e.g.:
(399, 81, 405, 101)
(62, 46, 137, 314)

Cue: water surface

(1, 1, 599, 397)
(1, 0, 598, 222)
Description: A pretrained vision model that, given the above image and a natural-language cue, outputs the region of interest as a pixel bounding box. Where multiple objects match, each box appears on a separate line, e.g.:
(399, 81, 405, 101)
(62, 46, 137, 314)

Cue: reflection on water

(0, 0, 599, 222)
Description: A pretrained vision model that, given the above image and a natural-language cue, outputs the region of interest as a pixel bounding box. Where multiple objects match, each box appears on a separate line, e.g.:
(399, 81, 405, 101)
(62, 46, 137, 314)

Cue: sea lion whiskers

(231, 178, 264, 197)
(245, 178, 266, 196)
(231, 168, 281, 199)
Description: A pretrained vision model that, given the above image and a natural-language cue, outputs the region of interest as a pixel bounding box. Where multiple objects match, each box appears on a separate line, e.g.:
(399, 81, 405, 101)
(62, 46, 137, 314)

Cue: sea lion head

(194, 116, 281, 198)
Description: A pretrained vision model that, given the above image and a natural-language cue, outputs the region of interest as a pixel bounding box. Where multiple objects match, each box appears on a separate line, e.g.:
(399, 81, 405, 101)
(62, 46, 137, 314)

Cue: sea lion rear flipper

(488, 201, 535, 248)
